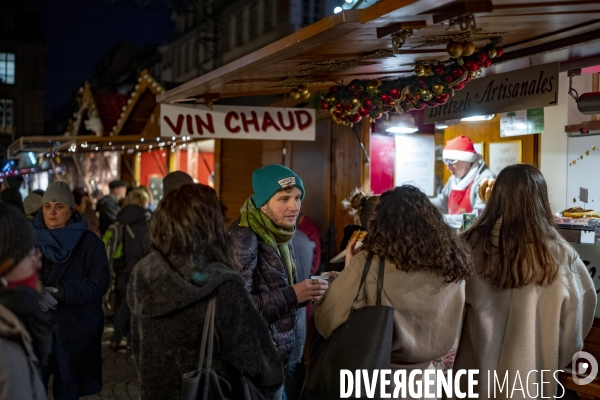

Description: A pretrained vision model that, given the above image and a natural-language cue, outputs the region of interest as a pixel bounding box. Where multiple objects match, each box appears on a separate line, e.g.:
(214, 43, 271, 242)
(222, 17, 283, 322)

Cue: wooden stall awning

(157, 0, 600, 105)
(6, 134, 210, 159)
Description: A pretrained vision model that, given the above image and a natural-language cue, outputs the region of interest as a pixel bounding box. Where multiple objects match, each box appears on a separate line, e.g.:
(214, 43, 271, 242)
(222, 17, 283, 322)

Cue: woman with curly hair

(455, 164, 596, 398)
(313, 185, 473, 395)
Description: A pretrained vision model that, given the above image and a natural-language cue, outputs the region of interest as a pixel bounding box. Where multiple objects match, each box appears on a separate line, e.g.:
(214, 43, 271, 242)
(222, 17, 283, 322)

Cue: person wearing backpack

(104, 189, 151, 351)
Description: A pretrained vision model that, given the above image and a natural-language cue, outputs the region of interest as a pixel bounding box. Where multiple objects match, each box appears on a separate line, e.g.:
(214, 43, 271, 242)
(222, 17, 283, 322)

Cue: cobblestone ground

(48, 323, 140, 400)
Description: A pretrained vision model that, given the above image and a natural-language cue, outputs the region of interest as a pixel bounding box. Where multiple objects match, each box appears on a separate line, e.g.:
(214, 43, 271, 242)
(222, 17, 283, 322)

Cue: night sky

(39, 0, 175, 119)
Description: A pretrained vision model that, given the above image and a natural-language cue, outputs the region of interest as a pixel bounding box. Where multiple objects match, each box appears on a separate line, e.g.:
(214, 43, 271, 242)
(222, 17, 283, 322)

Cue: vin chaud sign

(160, 103, 316, 141)
(424, 62, 559, 123)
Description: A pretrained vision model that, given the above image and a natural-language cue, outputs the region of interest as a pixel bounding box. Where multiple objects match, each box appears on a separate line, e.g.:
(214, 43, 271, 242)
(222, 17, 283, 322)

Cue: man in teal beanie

(229, 164, 328, 400)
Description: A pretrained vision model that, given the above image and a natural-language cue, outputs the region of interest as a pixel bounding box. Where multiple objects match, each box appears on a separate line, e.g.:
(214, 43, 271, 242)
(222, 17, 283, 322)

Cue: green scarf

(240, 197, 296, 285)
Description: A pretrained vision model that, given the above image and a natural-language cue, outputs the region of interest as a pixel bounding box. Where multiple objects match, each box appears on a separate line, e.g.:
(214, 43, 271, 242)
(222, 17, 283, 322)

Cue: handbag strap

(351, 257, 386, 309)
(352, 258, 373, 309)
(197, 296, 216, 371)
(198, 296, 216, 400)
(376, 258, 385, 306)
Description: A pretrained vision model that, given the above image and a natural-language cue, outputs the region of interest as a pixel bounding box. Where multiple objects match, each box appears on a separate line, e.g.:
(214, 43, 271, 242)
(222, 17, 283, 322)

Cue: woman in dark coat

(109, 188, 151, 350)
(128, 183, 283, 400)
(32, 182, 110, 400)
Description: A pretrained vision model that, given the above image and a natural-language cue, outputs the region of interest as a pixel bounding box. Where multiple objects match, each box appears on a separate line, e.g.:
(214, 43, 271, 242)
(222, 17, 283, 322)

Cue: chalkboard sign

(394, 134, 435, 196)
(488, 141, 522, 175)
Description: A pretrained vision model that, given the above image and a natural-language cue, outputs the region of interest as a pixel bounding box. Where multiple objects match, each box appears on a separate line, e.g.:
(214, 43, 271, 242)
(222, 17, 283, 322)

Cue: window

(222, 18, 232, 52)
(0, 99, 13, 134)
(0, 53, 15, 85)
(264, 0, 274, 32)
(249, 3, 258, 39)
(235, 13, 245, 47)
(303, 0, 310, 26)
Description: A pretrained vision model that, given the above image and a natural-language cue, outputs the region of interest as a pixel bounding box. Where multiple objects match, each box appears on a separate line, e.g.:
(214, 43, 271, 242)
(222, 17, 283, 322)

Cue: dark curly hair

(362, 185, 474, 282)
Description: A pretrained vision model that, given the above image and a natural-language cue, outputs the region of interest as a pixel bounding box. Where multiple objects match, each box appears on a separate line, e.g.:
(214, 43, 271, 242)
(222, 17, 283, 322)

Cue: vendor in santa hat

(431, 135, 495, 221)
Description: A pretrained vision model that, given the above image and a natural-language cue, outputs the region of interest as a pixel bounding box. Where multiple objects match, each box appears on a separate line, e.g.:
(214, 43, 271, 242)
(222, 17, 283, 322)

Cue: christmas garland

(320, 37, 503, 126)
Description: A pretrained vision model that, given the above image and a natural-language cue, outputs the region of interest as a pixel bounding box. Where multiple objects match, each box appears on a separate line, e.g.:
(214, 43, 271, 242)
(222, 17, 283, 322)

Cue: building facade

(159, 0, 337, 84)
(0, 2, 45, 157)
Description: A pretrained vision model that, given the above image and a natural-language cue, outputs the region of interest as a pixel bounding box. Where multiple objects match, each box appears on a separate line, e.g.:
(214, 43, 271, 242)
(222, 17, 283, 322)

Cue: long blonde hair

(463, 164, 563, 289)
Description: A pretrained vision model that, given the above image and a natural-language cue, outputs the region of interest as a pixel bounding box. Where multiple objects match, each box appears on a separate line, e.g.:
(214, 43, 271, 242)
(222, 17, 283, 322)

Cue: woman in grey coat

(128, 183, 283, 399)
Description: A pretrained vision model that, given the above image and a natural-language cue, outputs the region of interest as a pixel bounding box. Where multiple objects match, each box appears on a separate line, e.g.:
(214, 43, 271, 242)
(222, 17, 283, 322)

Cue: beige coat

(314, 252, 466, 373)
(454, 224, 597, 399)
(0, 303, 46, 400)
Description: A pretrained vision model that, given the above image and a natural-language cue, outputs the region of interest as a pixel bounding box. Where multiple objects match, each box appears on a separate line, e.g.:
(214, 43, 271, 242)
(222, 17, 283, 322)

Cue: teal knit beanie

(251, 164, 305, 208)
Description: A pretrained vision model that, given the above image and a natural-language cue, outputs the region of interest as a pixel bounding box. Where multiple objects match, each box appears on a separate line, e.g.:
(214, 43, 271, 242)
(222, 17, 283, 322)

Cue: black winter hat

(0, 202, 36, 277)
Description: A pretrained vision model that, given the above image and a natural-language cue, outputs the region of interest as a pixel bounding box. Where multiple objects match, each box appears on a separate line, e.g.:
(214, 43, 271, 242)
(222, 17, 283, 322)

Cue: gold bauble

(366, 79, 382, 91)
(419, 88, 433, 101)
(447, 41, 463, 58)
(299, 86, 309, 96)
(432, 84, 445, 95)
(326, 94, 337, 104)
(415, 63, 427, 76)
(462, 41, 476, 57)
(351, 96, 360, 106)
(290, 89, 300, 99)
(302, 91, 311, 100)
(488, 47, 498, 59)
(424, 64, 434, 76)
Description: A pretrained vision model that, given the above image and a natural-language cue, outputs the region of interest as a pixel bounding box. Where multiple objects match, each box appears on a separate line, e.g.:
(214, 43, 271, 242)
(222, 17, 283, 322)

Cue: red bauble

(496, 47, 504, 57)
(482, 59, 493, 68)
(434, 95, 443, 103)
(441, 93, 450, 101)
(321, 102, 328, 109)
(444, 75, 454, 83)
(418, 77, 427, 88)
(426, 100, 438, 107)
(413, 101, 426, 110)
(438, 95, 449, 104)
(465, 75, 472, 82)
(413, 94, 421, 101)
(344, 103, 354, 111)
(336, 102, 343, 110)
(452, 67, 466, 78)
(434, 65, 446, 76)
(476, 52, 488, 63)
(334, 110, 343, 118)
(454, 81, 466, 90)
(363, 98, 376, 110)
(349, 114, 362, 123)
(381, 94, 391, 103)
(390, 88, 400, 99)
(358, 107, 370, 116)
(465, 60, 479, 72)
(348, 79, 363, 95)
(329, 86, 339, 93)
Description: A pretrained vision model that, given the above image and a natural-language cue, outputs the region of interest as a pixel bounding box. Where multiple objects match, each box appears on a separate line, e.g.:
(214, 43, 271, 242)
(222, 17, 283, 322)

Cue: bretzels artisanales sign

(424, 62, 559, 123)
(160, 103, 316, 141)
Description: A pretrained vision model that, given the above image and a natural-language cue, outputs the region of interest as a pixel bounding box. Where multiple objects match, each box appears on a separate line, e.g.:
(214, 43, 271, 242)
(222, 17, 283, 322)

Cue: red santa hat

(442, 135, 478, 163)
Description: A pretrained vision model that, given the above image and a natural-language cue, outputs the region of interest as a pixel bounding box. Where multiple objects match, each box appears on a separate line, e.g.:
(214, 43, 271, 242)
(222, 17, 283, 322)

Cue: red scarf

(6, 272, 39, 292)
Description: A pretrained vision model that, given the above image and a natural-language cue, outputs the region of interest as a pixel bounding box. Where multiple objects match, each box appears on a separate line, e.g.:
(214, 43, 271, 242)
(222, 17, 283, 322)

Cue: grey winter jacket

(128, 252, 283, 400)
(229, 220, 301, 368)
(0, 303, 46, 400)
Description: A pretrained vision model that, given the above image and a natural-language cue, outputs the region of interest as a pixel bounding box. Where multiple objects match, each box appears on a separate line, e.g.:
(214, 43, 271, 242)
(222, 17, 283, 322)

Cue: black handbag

(181, 296, 267, 400)
(302, 257, 394, 400)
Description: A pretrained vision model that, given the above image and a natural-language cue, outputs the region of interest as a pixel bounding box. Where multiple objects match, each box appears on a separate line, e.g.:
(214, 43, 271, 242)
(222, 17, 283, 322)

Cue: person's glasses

(443, 159, 459, 165)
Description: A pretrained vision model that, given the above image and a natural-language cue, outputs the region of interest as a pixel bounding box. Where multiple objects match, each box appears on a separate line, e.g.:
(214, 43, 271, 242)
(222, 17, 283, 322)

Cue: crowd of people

(0, 158, 596, 399)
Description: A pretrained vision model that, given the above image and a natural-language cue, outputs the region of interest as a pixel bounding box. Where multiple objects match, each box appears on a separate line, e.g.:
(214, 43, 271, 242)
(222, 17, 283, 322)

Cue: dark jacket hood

(128, 251, 241, 318)
(117, 205, 150, 225)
